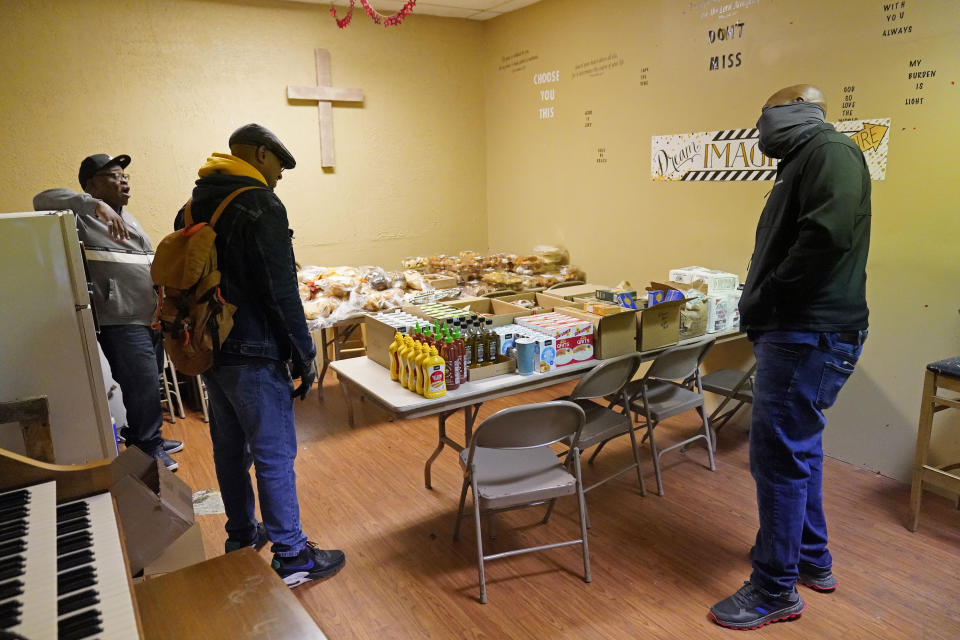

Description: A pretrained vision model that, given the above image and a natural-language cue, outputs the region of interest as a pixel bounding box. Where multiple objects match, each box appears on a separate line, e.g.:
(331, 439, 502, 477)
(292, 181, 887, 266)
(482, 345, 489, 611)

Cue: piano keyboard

(0, 482, 57, 639)
(0, 484, 140, 639)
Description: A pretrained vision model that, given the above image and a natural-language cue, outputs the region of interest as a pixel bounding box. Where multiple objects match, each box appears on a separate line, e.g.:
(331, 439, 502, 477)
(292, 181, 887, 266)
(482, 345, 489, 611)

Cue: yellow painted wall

(2, 0, 958, 482)
(483, 0, 960, 482)
(0, 0, 486, 267)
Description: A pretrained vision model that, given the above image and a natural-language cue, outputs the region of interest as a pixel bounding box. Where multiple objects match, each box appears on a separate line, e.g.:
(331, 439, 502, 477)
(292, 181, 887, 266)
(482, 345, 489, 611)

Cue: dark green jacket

(739, 123, 871, 332)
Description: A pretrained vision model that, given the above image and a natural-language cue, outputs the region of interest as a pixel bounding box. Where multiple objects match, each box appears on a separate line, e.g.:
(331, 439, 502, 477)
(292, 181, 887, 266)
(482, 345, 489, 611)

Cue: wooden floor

(163, 372, 960, 639)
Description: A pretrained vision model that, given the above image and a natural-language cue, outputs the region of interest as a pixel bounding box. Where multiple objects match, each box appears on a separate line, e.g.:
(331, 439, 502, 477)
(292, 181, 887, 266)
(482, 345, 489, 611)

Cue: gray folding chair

(616, 338, 716, 496)
(554, 353, 647, 510)
(453, 401, 589, 604)
(701, 362, 756, 438)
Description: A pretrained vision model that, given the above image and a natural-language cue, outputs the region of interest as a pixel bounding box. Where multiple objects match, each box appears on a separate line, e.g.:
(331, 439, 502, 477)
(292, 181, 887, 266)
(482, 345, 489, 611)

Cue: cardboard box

(469, 354, 517, 381)
(561, 306, 638, 359)
(108, 447, 202, 576)
(542, 283, 607, 301)
(364, 315, 401, 369)
(637, 282, 687, 351)
(423, 273, 458, 289)
(668, 267, 739, 294)
(445, 298, 530, 326)
(515, 312, 595, 366)
(596, 286, 639, 306)
(582, 301, 628, 317)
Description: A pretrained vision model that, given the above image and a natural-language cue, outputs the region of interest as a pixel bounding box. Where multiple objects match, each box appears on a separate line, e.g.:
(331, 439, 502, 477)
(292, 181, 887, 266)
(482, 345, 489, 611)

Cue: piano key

(55, 502, 89, 524)
(56, 492, 140, 639)
(0, 490, 28, 510)
(57, 588, 100, 616)
(0, 557, 24, 581)
(0, 506, 28, 525)
(57, 516, 91, 537)
(57, 566, 97, 596)
(0, 522, 27, 543)
(57, 607, 102, 639)
(0, 579, 24, 601)
(0, 599, 23, 628)
(57, 550, 94, 573)
(57, 531, 92, 556)
(0, 482, 57, 639)
(0, 540, 25, 560)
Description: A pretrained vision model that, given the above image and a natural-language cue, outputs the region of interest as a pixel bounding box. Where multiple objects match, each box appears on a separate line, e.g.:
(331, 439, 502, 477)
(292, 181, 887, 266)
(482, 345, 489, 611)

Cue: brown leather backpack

(151, 186, 262, 375)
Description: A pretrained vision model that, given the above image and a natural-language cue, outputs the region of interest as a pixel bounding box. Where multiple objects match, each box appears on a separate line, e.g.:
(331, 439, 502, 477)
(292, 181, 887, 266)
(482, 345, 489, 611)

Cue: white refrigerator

(0, 210, 117, 463)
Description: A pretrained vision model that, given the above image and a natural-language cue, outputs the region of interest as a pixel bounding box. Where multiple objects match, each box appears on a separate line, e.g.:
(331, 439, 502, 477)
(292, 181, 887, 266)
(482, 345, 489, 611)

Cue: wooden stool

(908, 357, 960, 531)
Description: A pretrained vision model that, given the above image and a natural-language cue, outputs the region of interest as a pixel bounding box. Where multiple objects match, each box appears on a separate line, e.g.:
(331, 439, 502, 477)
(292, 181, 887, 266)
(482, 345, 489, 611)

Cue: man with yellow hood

(175, 123, 345, 587)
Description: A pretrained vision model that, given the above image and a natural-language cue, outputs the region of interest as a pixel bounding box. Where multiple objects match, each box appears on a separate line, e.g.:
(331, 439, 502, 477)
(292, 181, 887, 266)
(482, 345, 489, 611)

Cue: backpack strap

(210, 186, 263, 228)
(182, 185, 262, 230)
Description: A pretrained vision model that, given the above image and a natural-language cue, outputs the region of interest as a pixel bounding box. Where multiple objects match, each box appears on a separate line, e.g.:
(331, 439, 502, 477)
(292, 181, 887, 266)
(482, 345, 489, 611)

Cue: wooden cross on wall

(287, 49, 364, 168)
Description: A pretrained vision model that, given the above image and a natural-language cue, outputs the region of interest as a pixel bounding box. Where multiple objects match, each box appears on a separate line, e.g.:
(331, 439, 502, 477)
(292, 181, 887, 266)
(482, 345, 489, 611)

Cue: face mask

(756, 102, 826, 159)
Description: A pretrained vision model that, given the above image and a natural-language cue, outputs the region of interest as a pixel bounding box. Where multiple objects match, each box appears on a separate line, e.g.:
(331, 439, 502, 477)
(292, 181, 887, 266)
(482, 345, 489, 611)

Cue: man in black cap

(174, 124, 344, 586)
(34, 154, 182, 470)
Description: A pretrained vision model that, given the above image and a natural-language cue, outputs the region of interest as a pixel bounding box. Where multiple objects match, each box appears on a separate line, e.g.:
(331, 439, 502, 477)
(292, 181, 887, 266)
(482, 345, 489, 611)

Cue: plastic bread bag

(401, 256, 428, 272)
(533, 244, 570, 267)
(559, 265, 586, 282)
(317, 275, 361, 298)
(359, 265, 390, 291)
(403, 269, 432, 291)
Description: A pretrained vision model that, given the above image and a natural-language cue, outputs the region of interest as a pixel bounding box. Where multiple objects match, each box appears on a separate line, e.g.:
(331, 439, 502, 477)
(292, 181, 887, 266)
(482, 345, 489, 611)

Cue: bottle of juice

(423, 346, 447, 398)
(442, 335, 460, 390)
(388, 332, 403, 381)
(484, 319, 500, 365)
(398, 335, 415, 388)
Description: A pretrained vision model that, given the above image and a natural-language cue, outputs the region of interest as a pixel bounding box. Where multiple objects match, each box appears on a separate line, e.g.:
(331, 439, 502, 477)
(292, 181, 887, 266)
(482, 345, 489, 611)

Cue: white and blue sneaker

(272, 542, 345, 588)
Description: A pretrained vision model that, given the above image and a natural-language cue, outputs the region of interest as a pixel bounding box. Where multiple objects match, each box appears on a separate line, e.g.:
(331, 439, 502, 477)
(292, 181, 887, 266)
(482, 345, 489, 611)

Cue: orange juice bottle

(398, 335, 415, 388)
(423, 346, 447, 398)
(388, 332, 403, 381)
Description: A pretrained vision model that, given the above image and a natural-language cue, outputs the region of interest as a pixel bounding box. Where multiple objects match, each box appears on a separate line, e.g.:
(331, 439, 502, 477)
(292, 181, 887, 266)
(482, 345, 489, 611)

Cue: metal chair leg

(471, 479, 487, 604)
(572, 449, 591, 583)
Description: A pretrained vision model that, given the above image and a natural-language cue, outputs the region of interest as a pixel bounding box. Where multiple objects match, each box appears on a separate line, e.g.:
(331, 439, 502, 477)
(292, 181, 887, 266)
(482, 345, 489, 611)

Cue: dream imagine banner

(651, 119, 890, 182)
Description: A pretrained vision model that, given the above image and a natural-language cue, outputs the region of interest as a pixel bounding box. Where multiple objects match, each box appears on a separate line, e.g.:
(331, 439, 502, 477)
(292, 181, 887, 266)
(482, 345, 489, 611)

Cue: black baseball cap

(78, 154, 131, 188)
(228, 123, 296, 169)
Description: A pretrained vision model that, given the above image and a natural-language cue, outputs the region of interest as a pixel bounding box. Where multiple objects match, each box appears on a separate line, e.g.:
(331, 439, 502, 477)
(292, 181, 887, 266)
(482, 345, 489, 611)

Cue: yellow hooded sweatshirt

(197, 153, 268, 186)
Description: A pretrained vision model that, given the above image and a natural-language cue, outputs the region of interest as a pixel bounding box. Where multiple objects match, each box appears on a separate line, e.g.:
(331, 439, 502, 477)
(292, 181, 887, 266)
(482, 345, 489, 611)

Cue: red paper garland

(329, 0, 416, 28)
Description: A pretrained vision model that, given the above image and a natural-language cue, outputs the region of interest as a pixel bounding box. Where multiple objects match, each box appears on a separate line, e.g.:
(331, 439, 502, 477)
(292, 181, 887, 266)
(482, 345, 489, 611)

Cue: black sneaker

(272, 542, 345, 588)
(157, 450, 179, 472)
(162, 438, 184, 454)
(799, 563, 837, 592)
(710, 581, 805, 630)
(225, 522, 268, 554)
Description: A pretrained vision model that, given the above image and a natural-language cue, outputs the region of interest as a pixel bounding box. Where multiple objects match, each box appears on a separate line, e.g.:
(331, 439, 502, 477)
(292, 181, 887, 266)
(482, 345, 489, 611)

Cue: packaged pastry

(360, 265, 390, 291)
(303, 296, 341, 320)
(403, 269, 429, 291)
(401, 256, 428, 272)
(533, 244, 570, 268)
(317, 275, 360, 298)
(516, 255, 545, 274)
(559, 265, 586, 282)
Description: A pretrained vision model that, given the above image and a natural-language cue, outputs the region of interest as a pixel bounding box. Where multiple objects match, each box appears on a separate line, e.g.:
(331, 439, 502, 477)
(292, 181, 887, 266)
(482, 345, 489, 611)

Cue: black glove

(290, 356, 317, 401)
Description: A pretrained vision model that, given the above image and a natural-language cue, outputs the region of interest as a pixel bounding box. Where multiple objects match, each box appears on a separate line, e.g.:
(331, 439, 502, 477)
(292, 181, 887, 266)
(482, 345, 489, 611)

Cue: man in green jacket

(710, 84, 871, 630)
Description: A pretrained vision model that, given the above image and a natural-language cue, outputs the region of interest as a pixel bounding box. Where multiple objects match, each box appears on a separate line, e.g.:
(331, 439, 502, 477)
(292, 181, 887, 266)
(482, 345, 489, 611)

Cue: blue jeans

(202, 361, 307, 556)
(748, 331, 866, 594)
(98, 324, 164, 456)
